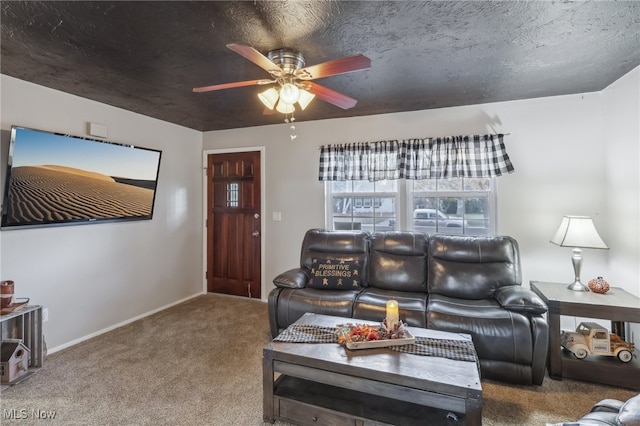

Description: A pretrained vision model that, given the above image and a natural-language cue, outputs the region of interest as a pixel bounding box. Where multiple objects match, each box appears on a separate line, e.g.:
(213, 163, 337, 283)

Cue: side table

(1, 305, 44, 390)
(530, 281, 640, 390)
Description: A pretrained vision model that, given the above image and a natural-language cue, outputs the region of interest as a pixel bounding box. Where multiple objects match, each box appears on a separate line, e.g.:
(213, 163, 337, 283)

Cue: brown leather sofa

(268, 229, 549, 385)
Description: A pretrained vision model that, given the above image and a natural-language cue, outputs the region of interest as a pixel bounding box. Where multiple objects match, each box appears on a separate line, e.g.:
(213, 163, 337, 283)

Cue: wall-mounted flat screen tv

(1, 126, 162, 229)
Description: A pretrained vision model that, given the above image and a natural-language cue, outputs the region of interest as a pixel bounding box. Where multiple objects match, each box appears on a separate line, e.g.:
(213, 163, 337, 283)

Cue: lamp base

(567, 247, 590, 292)
(567, 280, 590, 292)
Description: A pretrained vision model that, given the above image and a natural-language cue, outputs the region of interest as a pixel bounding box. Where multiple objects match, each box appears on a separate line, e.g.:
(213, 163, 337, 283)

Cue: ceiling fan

(193, 44, 371, 116)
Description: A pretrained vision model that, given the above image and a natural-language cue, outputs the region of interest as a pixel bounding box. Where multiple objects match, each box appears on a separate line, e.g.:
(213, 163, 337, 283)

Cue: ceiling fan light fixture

(258, 87, 279, 110)
(279, 83, 300, 105)
(297, 89, 315, 110)
(275, 100, 295, 114)
(194, 44, 370, 120)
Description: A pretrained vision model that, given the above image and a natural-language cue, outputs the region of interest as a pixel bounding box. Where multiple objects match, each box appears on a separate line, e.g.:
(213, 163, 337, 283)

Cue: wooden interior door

(206, 151, 261, 298)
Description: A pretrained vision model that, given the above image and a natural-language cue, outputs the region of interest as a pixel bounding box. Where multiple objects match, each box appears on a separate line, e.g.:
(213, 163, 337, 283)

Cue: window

(409, 177, 493, 235)
(226, 182, 239, 207)
(326, 177, 495, 235)
(320, 134, 511, 235)
(328, 180, 397, 232)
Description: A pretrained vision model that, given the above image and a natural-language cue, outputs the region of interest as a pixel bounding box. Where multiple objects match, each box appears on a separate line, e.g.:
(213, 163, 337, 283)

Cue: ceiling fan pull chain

(288, 112, 297, 140)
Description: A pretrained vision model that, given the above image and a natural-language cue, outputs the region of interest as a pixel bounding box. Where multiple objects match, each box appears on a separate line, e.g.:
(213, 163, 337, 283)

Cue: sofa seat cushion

(273, 288, 360, 334)
(354, 288, 427, 327)
(427, 294, 533, 364)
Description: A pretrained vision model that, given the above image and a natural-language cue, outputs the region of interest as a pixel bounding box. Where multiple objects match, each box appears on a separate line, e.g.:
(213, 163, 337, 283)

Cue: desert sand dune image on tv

(4, 165, 156, 226)
(2, 126, 162, 228)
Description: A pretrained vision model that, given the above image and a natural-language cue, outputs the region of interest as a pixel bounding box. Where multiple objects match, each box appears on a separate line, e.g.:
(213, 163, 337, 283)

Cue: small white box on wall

(88, 122, 108, 138)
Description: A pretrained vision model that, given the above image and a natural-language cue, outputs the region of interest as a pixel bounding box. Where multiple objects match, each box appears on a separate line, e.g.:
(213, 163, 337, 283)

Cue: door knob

(252, 230, 260, 237)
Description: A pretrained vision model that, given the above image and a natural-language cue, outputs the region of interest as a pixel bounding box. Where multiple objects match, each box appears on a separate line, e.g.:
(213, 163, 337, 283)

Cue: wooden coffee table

(263, 313, 482, 425)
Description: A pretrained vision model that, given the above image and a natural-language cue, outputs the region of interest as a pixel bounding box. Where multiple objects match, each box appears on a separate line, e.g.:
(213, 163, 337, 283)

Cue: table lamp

(550, 215, 608, 291)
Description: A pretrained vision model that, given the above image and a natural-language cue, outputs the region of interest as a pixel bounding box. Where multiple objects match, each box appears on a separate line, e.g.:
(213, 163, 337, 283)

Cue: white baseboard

(47, 292, 205, 354)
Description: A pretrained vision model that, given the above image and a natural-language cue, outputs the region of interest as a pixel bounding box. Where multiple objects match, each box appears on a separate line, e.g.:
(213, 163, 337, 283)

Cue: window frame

(325, 178, 497, 235)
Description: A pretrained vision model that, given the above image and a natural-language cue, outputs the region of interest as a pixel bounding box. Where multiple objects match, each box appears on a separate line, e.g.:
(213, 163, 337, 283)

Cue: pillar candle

(386, 300, 399, 330)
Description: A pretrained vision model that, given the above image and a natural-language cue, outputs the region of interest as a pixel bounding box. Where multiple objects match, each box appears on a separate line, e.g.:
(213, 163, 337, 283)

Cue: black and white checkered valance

(318, 134, 514, 181)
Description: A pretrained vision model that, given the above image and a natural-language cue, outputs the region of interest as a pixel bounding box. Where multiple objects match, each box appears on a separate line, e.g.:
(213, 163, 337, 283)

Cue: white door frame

(202, 146, 267, 300)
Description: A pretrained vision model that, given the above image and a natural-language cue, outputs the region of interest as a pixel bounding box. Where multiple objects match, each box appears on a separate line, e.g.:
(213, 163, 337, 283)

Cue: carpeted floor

(0, 294, 636, 425)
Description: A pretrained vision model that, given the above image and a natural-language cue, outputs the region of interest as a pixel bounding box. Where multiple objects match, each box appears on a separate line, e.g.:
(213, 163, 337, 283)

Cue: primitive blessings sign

(308, 258, 362, 289)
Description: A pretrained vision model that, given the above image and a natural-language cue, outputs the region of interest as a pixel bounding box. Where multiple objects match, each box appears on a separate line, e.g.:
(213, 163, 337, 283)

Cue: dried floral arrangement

(335, 320, 409, 346)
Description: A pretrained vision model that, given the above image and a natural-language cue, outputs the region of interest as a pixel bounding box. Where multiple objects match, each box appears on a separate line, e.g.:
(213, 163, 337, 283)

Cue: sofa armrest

(273, 268, 309, 289)
(268, 287, 284, 338)
(494, 286, 548, 315)
(588, 398, 626, 413)
(618, 394, 640, 425)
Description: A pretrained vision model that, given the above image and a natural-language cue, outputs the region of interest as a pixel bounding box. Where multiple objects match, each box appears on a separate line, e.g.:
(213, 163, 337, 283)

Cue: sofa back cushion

(301, 229, 369, 289)
(369, 232, 428, 292)
(428, 234, 521, 299)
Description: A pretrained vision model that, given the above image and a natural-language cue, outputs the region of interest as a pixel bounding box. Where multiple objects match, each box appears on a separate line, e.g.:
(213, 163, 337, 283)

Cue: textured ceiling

(1, 1, 639, 132)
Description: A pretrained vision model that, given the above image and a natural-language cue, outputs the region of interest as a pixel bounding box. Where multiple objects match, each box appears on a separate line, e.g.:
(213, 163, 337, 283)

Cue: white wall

(603, 66, 640, 297)
(602, 66, 640, 341)
(203, 92, 611, 298)
(0, 76, 204, 351)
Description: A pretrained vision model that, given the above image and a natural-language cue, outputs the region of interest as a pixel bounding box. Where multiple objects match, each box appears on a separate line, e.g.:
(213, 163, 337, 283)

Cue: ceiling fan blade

(193, 79, 273, 93)
(227, 43, 281, 74)
(296, 54, 371, 80)
(305, 82, 358, 109)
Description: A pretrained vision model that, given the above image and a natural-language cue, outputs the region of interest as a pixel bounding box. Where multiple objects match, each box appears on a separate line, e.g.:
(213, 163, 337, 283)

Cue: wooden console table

(530, 281, 640, 390)
(1, 305, 44, 390)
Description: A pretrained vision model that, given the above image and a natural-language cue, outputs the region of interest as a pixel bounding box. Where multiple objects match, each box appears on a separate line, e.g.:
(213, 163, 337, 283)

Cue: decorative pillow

(494, 286, 548, 315)
(307, 258, 363, 290)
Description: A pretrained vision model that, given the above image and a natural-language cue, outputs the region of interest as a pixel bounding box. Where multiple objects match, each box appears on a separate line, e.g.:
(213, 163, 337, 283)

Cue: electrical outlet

(42, 308, 49, 322)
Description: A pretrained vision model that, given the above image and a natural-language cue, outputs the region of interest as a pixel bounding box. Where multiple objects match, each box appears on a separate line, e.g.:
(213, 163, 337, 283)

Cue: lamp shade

(279, 83, 300, 105)
(258, 87, 279, 110)
(550, 216, 608, 249)
(297, 89, 315, 110)
(275, 100, 295, 114)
